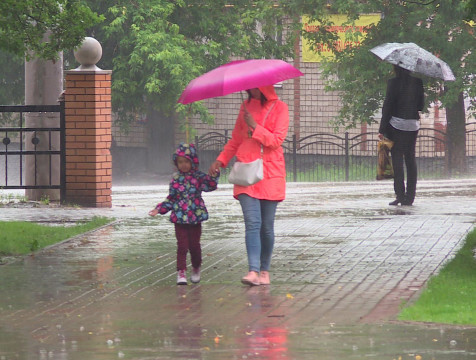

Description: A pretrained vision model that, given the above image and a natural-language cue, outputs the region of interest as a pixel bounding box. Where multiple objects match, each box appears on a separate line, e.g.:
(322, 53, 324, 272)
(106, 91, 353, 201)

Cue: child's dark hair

(246, 89, 267, 105)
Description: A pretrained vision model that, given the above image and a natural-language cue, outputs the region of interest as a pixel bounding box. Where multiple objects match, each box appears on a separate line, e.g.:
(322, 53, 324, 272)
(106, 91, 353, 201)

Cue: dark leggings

(388, 126, 418, 202)
(175, 223, 202, 271)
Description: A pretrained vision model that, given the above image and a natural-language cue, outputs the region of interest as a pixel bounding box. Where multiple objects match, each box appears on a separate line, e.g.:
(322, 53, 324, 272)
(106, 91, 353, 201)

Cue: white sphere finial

(73, 37, 103, 71)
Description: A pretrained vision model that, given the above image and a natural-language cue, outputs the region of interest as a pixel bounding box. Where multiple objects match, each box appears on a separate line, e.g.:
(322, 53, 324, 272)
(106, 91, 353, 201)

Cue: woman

(208, 85, 289, 286)
(378, 65, 425, 206)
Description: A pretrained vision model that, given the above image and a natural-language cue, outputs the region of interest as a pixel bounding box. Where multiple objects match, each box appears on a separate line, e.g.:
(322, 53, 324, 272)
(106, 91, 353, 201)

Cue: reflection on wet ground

(0, 179, 475, 359)
(2, 283, 476, 359)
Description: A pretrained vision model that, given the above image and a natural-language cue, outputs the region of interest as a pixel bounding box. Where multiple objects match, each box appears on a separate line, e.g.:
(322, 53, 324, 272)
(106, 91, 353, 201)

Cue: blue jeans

(238, 194, 279, 273)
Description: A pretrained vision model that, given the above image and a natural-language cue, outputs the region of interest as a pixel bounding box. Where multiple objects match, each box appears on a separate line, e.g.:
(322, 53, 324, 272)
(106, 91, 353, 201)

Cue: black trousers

(388, 126, 418, 203)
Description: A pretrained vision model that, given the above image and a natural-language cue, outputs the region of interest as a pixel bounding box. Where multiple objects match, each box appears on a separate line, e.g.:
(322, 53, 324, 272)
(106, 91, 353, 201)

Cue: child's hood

(173, 143, 199, 171)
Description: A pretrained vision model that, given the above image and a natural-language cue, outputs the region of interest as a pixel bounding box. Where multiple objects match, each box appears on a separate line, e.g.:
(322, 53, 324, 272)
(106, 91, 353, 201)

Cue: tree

(0, 0, 103, 106)
(81, 0, 305, 172)
(0, 51, 24, 106)
(0, 0, 102, 61)
(304, 0, 475, 174)
(464, 0, 476, 20)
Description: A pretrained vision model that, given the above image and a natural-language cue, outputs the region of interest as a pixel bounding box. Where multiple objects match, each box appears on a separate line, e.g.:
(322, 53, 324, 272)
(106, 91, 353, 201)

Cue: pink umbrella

(177, 59, 304, 104)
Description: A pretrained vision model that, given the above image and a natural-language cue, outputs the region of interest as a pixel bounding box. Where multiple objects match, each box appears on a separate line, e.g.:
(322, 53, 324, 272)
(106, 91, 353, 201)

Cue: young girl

(149, 143, 219, 285)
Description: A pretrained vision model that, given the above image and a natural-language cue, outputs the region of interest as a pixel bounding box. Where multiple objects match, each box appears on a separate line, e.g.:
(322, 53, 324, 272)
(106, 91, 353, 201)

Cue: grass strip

(0, 216, 112, 256)
(398, 227, 476, 325)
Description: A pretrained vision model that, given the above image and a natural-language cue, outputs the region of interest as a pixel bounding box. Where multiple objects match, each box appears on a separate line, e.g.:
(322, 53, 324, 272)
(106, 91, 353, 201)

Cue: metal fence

(195, 124, 476, 182)
(0, 104, 66, 200)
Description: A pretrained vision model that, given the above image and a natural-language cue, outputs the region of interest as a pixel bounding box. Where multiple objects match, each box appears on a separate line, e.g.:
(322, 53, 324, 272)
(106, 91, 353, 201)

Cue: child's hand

(208, 160, 222, 176)
(148, 209, 159, 216)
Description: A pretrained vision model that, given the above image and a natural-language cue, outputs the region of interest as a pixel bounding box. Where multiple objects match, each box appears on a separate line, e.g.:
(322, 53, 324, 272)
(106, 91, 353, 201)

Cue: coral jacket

(216, 85, 289, 201)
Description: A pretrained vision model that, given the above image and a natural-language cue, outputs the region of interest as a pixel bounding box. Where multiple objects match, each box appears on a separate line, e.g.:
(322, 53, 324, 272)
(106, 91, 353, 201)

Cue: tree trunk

(445, 91, 467, 176)
(24, 50, 63, 201)
(146, 107, 176, 174)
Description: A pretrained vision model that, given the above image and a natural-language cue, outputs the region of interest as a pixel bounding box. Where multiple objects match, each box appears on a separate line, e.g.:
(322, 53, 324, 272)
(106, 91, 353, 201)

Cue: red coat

(216, 85, 289, 201)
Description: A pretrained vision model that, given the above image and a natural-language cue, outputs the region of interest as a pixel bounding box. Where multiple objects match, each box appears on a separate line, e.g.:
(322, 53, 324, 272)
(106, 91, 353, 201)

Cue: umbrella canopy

(370, 42, 455, 81)
(178, 59, 304, 104)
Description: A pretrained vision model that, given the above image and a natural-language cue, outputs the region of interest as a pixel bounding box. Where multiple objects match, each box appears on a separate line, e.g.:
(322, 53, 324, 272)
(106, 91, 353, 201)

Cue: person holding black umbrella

(378, 65, 425, 206)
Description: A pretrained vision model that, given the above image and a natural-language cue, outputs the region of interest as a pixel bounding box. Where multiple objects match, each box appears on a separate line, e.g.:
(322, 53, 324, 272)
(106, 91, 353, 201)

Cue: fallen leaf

(286, 293, 294, 299)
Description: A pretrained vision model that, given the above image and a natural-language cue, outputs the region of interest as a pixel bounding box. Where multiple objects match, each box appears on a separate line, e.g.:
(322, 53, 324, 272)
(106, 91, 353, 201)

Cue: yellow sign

(302, 14, 381, 62)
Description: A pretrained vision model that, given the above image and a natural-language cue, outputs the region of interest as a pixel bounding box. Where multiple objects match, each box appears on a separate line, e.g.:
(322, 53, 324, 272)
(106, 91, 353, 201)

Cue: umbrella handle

(185, 104, 192, 143)
(240, 92, 255, 137)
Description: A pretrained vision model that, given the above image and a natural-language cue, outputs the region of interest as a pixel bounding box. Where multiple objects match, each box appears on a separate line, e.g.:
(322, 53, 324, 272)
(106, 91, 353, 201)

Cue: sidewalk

(0, 179, 475, 359)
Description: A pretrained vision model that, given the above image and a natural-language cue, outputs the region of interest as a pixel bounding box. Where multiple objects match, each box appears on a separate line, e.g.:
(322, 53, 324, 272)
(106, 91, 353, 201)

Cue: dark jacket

(379, 74, 424, 135)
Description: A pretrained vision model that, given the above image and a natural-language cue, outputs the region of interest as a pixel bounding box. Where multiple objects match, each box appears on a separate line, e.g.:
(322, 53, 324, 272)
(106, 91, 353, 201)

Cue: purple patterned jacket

(155, 143, 219, 224)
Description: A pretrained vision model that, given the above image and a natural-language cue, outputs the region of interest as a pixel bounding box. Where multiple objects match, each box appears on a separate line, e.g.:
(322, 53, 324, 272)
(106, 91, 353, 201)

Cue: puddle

(1, 180, 475, 359)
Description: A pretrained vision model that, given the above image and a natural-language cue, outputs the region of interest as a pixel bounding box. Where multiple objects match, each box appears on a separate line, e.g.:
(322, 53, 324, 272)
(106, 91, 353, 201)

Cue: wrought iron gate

(194, 126, 475, 182)
(0, 104, 66, 201)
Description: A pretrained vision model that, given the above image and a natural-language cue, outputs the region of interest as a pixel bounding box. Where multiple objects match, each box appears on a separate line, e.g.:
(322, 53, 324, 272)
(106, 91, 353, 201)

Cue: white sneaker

(191, 267, 201, 284)
(177, 270, 187, 285)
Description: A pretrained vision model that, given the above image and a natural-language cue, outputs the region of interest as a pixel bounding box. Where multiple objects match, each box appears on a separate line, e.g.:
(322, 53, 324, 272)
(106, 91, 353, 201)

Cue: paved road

(0, 179, 475, 359)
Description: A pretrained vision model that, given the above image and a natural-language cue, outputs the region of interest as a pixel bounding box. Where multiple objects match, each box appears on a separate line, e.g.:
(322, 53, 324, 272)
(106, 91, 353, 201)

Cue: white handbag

(228, 103, 275, 186)
(228, 157, 263, 186)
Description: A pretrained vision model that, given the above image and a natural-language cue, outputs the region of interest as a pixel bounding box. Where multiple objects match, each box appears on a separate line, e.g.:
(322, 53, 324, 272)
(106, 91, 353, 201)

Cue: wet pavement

(0, 178, 475, 359)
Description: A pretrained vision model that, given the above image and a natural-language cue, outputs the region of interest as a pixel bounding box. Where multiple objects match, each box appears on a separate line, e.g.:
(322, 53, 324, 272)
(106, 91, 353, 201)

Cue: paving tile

(0, 179, 475, 358)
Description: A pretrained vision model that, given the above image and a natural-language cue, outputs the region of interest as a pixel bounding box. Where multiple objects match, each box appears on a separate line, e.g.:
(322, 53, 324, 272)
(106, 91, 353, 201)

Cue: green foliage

(0, 192, 28, 204)
(81, 0, 301, 126)
(40, 195, 50, 205)
(399, 228, 476, 325)
(0, 0, 103, 61)
(464, 0, 476, 20)
(310, 1, 476, 131)
(0, 50, 24, 105)
(0, 216, 112, 256)
(79, 0, 474, 131)
(29, 239, 39, 252)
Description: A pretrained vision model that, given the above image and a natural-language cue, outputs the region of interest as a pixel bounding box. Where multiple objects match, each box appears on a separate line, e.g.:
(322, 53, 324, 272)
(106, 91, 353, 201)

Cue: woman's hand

(208, 160, 223, 176)
(378, 133, 384, 140)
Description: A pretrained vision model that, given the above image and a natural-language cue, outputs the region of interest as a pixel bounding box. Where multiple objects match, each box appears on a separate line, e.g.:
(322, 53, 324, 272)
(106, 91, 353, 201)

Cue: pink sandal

(241, 271, 260, 286)
(259, 271, 270, 285)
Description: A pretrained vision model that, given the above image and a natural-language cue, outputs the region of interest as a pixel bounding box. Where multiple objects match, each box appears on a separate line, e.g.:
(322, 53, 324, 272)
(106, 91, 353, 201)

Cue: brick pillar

(63, 70, 112, 207)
